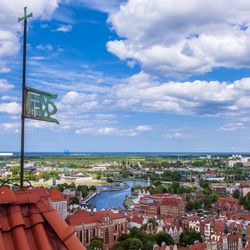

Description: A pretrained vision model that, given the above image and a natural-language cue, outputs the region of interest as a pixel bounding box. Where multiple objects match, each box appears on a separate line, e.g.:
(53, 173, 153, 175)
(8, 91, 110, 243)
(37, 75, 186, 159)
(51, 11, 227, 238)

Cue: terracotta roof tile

(67, 209, 127, 225)
(0, 186, 85, 250)
(48, 189, 66, 202)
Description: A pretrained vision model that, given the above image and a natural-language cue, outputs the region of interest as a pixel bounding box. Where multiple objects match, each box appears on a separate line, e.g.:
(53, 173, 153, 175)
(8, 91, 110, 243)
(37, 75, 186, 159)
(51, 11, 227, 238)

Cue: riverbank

(123, 196, 134, 210)
(86, 180, 148, 210)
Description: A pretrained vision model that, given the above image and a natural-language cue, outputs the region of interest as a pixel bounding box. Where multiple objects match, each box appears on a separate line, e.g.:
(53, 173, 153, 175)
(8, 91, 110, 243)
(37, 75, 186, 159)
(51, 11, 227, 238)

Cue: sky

(2, 0, 250, 152)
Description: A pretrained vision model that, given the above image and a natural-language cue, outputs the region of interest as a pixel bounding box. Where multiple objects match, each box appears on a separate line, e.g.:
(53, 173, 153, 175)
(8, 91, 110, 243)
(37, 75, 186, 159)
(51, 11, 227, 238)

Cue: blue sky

(1, 0, 250, 152)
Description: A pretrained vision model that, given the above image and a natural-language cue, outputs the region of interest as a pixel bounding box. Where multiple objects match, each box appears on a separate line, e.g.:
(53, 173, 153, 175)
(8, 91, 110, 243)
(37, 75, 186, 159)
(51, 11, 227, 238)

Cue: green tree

(179, 230, 202, 246)
(106, 177, 113, 183)
(70, 196, 80, 205)
(87, 238, 103, 250)
(186, 201, 194, 211)
(233, 189, 240, 199)
(154, 231, 174, 246)
(121, 238, 143, 250)
(143, 241, 154, 250)
(77, 185, 89, 198)
(240, 192, 250, 210)
(90, 185, 97, 192)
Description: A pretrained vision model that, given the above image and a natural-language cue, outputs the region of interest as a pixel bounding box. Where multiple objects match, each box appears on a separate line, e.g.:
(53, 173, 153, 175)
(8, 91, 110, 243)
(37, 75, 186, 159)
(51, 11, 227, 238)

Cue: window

(104, 228, 109, 244)
(80, 231, 83, 243)
(86, 229, 89, 244)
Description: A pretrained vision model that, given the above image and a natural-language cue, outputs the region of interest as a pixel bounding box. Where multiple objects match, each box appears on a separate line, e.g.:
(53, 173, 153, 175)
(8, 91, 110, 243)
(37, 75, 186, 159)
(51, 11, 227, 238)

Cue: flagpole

(19, 7, 32, 188)
(20, 15, 27, 188)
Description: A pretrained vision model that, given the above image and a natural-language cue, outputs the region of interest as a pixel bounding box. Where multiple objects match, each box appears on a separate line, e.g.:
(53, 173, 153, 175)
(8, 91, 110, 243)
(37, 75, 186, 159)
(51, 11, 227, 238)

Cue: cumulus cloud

(36, 44, 54, 51)
(75, 125, 151, 136)
(111, 72, 250, 117)
(219, 122, 245, 131)
(54, 25, 72, 33)
(0, 79, 14, 91)
(0, 0, 59, 68)
(73, 0, 125, 13)
(164, 132, 186, 139)
(108, 0, 250, 77)
(0, 102, 20, 115)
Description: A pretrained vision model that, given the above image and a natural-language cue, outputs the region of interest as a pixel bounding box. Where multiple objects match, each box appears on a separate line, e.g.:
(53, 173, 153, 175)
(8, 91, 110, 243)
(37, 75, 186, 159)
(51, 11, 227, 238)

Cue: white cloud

(54, 24, 72, 32)
(73, 0, 125, 13)
(111, 72, 250, 117)
(164, 132, 186, 139)
(0, 66, 11, 73)
(0, 1, 59, 68)
(108, 0, 250, 77)
(76, 125, 151, 137)
(0, 79, 14, 91)
(136, 125, 152, 132)
(36, 44, 54, 51)
(219, 122, 245, 131)
(0, 102, 20, 115)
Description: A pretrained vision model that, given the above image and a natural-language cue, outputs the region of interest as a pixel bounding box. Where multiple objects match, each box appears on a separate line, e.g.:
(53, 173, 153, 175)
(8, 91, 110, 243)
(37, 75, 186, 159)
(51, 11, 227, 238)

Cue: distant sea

(4, 151, 250, 157)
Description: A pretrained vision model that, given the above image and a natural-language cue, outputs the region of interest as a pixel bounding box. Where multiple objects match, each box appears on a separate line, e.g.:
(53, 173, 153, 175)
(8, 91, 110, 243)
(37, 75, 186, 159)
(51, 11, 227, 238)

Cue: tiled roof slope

(48, 189, 66, 201)
(67, 209, 127, 225)
(0, 186, 85, 250)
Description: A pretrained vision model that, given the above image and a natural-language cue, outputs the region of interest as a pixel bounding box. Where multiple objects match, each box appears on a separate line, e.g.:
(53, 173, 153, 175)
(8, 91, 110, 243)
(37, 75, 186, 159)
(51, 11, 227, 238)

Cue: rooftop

(0, 186, 85, 250)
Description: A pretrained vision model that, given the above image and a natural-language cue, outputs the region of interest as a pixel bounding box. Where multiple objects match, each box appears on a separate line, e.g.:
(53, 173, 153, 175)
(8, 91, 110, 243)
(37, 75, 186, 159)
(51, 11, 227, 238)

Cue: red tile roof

(48, 189, 66, 201)
(67, 209, 127, 225)
(161, 196, 182, 206)
(131, 215, 144, 224)
(0, 186, 85, 250)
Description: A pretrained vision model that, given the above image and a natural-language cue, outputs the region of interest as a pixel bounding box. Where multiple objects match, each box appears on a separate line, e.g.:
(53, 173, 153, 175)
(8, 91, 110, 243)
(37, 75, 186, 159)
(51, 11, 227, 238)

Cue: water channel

(87, 180, 148, 210)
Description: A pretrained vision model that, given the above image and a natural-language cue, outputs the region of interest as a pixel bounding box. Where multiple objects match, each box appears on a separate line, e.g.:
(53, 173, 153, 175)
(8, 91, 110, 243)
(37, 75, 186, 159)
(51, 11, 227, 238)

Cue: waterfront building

(66, 209, 128, 249)
(48, 188, 68, 219)
(134, 193, 185, 218)
(61, 173, 93, 183)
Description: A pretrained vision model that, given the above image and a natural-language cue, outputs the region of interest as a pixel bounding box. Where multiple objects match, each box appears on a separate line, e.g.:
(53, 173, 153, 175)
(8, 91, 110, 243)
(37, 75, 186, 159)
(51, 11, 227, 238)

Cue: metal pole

(20, 17, 27, 188)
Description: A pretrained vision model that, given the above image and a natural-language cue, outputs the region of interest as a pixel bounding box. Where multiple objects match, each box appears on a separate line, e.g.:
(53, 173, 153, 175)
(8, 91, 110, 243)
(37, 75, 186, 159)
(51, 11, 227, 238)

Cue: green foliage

(111, 245, 124, 250)
(240, 192, 250, 210)
(57, 182, 75, 191)
(179, 230, 202, 246)
(120, 238, 143, 250)
(70, 196, 80, 205)
(203, 192, 219, 209)
(153, 180, 162, 186)
(162, 170, 181, 182)
(199, 179, 209, 189)
(147, 218, 158, 226)
(12, 166, 20, 176)
(233, 189, 240, 199)
(87, 238, 103, 250)
(77, 185, 89, 198)
(154, 231, 174, 246)
(106, 177, 113, 183)
(186, 200, 202, 211)
(89, 185, 97, 191)
(143, 241, 154, 250)
(118, 227, 174, 250)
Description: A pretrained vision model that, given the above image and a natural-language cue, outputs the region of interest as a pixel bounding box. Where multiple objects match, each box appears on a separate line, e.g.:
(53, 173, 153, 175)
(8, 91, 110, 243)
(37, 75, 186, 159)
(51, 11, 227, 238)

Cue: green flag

(25, 87, 59, 124)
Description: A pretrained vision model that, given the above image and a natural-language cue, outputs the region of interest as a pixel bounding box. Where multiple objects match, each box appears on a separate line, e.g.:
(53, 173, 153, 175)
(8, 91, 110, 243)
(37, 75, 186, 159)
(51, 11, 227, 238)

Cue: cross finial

(18, 7, 32, 22)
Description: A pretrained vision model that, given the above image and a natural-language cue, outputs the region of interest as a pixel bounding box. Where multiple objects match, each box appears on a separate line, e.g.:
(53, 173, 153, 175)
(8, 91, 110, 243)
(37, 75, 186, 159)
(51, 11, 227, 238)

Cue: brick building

(215, 197, 243, 212)
(134, 193, 185, 218)
(67, 209, 128, 249)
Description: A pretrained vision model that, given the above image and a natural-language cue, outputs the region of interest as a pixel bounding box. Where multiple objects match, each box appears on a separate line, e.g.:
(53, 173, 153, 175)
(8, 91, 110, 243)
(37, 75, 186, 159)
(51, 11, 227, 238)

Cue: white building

(48, 189, 68, 219)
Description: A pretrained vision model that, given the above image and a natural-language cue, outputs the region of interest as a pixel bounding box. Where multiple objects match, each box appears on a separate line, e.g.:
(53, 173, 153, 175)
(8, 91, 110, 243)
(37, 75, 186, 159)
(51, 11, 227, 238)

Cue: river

(87, 180, 148, 210)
